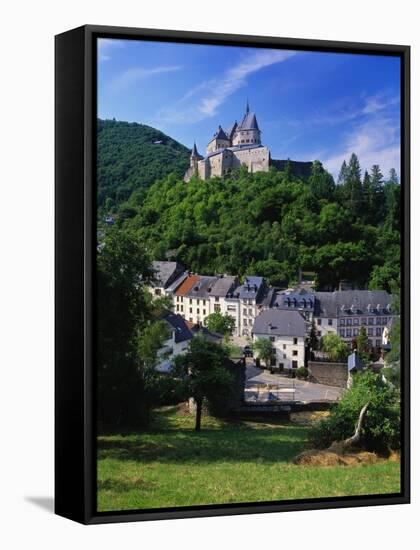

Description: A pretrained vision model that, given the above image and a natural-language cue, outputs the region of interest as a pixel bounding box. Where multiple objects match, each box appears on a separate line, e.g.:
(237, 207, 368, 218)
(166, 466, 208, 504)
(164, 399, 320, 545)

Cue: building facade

(252, 309, 306, 371)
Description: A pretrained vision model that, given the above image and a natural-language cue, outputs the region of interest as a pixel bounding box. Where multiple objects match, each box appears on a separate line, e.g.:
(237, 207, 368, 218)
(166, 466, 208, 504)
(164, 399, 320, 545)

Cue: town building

(314, 290, 394, 349)
(156, 312, 193, 373)
(150, 261, 186, 297)
(252, 309, 306, 372)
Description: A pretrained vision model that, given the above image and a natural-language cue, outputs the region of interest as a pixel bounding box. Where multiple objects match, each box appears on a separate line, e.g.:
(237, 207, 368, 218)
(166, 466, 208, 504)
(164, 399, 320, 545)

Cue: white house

(156, 313, 193, 373)
(252, 309, 306, 372)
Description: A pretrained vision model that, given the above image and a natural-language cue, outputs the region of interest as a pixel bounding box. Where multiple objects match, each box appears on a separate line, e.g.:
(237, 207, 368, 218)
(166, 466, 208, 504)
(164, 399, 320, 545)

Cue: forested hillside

(112, 155, 400, 292)
(97, 119, 190, 208)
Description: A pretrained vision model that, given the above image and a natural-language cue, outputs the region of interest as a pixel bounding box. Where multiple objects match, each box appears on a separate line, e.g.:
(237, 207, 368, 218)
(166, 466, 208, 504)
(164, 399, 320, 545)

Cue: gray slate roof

(209, 276, 237, 297)
(211, 125, 230, 142)
(151, 261, 184, 288)
(315, 290, 392, 317)
(253, 309, 306, 337)
(238, 111, 260, 131)
(274, 289, 315, 311)
(185, 275, 219, 298)
(236, 276, 265, 301)
(162, 313, 193, 343)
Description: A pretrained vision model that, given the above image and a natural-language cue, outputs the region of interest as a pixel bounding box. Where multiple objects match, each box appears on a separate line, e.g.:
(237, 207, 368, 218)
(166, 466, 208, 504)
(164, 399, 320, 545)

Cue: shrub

(296, 366, 308, 379)
(309, 370, 400, 452)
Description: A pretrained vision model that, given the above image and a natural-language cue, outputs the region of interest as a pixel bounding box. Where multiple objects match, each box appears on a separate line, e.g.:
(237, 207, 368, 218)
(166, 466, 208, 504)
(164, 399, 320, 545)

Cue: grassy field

(97, 406, 400, 511)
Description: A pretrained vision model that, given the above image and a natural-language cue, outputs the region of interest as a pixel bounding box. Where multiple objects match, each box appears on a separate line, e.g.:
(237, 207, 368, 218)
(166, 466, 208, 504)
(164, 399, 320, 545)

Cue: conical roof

(239, 111, 260, 131)
(191, 141, 201, 158)
(213, 125, 229, 141)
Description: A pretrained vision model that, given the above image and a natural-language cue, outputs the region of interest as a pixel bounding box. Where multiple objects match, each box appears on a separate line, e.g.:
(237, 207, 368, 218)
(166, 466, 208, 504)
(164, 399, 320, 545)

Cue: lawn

(97, 406, 400, 512)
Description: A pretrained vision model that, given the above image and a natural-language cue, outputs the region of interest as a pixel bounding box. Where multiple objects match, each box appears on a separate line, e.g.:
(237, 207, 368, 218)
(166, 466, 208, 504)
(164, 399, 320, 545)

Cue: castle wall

(232, 146, 269, 173)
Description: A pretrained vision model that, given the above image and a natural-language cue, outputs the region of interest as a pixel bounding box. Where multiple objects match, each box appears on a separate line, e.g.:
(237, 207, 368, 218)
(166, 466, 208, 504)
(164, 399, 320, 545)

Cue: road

(245, 365, 344, 403)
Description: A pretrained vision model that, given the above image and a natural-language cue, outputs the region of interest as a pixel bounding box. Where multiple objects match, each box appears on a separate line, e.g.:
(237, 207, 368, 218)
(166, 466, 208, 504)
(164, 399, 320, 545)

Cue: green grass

(97, 407, 400, 511)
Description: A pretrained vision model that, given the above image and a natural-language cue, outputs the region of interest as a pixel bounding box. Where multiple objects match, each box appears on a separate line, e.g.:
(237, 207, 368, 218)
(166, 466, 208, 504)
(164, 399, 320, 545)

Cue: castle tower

(190, 141, 203, 169)
(232, 101, 261, 147)
(206, 125, 231, 154)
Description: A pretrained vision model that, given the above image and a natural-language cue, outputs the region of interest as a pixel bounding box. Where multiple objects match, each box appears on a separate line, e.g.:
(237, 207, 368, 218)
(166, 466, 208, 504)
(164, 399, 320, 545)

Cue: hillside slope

(97, 119, 190, 207)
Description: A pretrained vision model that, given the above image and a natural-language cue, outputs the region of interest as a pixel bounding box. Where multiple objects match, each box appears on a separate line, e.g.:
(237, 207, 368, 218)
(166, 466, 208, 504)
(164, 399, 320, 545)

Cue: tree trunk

(344, 402, 370, 448)
(195, 398, 202, 431)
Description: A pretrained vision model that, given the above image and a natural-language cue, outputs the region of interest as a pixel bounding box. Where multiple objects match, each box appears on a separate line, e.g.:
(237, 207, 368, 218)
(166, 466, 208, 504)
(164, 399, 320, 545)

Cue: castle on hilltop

(184, 101, 271, 182)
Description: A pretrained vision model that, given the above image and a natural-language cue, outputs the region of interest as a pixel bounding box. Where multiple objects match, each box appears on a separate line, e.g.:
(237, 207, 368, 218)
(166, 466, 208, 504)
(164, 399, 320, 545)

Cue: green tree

(308, 320, 319, 351)
(344, 153, 363, 215)
(97, 227, 155, 429)
(173, 336, 233, 431)
(137, 320, 170, 369)
(355, 325, 371, 364)
(321, 333, 349, 362)
(310, 370, 400, 451)
(252, 338, 275, 368)
(204, 312, 236, 336)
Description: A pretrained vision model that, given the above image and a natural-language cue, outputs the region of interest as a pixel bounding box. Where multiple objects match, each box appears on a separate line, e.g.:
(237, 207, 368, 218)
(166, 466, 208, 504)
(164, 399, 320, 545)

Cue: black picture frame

(55, 24, 410, 525)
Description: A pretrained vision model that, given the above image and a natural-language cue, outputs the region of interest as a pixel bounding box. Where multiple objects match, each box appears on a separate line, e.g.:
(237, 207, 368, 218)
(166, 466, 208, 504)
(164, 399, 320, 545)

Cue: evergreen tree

(355, 325, 371, 365)
(388, 168, 399, 185)
(345, 153, 363, 214)
(337, 160, 348, 185)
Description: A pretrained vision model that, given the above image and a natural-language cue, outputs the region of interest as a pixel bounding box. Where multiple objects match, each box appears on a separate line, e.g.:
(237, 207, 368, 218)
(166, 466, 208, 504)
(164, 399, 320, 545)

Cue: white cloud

(110, 65, 183, 93)
(362, 93, 400, 114)
(322, 115, 400, 178)
(156, 49, 297, 125)
(97, 38, 124, 62)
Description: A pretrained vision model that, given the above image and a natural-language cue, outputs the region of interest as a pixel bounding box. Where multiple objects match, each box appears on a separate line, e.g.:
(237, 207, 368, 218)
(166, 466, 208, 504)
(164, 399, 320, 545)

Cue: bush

(296, 366, 308, 379)
(309, 370, 400, 452)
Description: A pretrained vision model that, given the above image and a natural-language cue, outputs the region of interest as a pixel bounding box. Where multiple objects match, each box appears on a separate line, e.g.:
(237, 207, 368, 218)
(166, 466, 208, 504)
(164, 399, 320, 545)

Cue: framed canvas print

(55, 25, 410, 524)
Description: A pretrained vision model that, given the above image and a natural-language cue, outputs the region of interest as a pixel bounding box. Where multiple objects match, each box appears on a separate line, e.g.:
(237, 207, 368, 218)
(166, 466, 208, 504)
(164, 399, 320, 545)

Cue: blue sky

(97, 38, 401, 179)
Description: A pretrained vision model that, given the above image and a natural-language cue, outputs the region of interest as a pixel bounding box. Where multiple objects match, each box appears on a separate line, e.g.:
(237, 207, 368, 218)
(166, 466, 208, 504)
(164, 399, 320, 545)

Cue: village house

(150, 261, 187, 297)
(313, 290, 394, 350)
(252, 309, 306, 372)
(156, 312, 193, 373)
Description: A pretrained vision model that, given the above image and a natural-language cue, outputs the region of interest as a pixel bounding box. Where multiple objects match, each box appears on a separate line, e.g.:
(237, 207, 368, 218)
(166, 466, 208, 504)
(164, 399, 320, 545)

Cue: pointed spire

(191, 141, 200, 158)
(246, 98, 250, 114)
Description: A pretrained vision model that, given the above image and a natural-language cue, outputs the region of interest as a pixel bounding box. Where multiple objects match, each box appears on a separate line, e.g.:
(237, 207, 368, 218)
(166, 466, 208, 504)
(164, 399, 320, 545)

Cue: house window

(243, 319, 247, 326)
(215, 296, 219, 302)
(292, 361, 298, 369)
(353, 318, 359, 325)
(361, 317, 367, 325)
(368, 317, 374, 325)
(181, 305, 184, 312)
(339, 318, 345, 326)
(269, 336, 275, 342)
(346, 318, 352, 326)
(202, 299, 206, 305)
(375, 339, 381, 347)
(353, 328, 359, 336)
(376, 317, 382, 325)
(203, 310, 206, 316)
(176, 305, 179, 311)
(292, 350, 298, 356)
(189, 318, 193, 322)
(283, 353, 286, 359)
(339, 329, 345, 337)
(346, 329, 352, 337)
(317, 318, 321, 326)
(154, 289, 161, 296)
(376, 327, 382, 336)
(283, 344, 286, 350)
(328, 319, 333, 326)
(189, 298, 192, 304)
(368, 328, 374, 336)
(317, 331, 321, 337)
(214, 304, 221, 313)
(197, 309, 200, 314)
(293, 338, 298, 345)
(190, 308, 192, 313)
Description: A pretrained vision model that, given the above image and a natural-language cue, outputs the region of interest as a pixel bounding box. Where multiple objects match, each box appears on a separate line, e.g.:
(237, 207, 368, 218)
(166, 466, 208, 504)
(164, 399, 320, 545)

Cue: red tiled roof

(175, 274, 200, 296)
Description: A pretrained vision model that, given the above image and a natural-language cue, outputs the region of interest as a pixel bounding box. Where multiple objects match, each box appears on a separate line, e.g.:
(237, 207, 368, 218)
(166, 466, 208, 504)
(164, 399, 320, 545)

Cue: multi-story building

(252, 309, 306, 372)
(314, 290, 394, 349)
(234, 276, 267, 337)
(150, 261, 186, 297)
(156, 312, 193, 373)
(174, 275, 218, 326)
